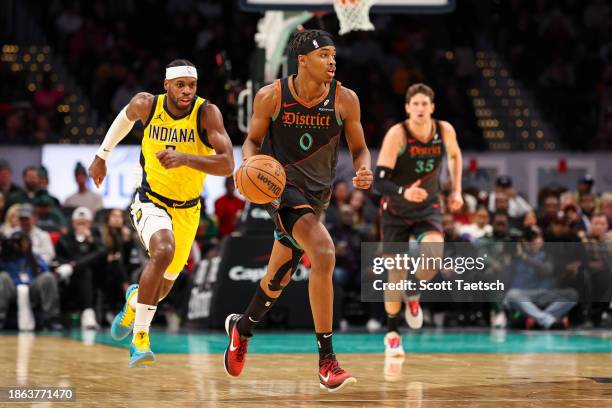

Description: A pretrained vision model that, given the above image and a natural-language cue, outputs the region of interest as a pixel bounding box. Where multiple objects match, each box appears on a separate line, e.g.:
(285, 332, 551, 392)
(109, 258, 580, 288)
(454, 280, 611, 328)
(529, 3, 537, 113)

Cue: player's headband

(165, 66, 198, 81)
(295, 33, 335, 56)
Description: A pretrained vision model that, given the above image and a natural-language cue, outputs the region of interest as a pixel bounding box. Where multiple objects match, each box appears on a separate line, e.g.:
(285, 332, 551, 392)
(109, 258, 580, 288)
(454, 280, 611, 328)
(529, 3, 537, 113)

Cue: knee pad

(267, 247, 304, 292)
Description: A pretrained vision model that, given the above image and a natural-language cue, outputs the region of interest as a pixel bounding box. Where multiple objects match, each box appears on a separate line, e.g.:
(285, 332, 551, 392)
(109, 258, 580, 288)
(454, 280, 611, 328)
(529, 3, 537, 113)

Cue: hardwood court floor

(1, 330, 612, 407)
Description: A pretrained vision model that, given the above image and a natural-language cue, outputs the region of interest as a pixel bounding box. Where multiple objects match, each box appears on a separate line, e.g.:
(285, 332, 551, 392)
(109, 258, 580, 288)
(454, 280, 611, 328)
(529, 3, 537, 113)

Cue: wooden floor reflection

(2, 333, 612, 407)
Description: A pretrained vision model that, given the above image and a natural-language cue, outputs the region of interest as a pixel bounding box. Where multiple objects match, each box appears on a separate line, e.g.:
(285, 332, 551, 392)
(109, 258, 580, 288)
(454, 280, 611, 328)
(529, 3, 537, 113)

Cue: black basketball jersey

(268, 75, 343, 208)
(382, 120, 445, 218)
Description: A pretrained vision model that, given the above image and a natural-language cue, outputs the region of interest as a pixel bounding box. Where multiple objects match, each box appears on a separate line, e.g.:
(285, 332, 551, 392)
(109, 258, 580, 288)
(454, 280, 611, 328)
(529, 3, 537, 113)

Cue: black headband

(295, 34, 335, 56)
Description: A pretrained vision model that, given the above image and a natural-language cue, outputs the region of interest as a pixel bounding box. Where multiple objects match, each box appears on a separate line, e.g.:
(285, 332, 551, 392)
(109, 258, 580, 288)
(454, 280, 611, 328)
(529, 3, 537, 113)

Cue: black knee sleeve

(267, 247, 304, 292)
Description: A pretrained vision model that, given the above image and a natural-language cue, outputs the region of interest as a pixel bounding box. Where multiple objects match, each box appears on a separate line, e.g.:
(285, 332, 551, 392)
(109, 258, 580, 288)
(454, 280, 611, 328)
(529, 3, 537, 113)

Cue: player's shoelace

(320, 359, 345, 376)
(236, 337, 249, 362)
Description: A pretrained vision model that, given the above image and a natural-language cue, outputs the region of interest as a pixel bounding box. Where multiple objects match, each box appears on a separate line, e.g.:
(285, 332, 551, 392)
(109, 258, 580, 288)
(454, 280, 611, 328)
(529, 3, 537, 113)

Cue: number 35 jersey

(382, 120, 445, 219)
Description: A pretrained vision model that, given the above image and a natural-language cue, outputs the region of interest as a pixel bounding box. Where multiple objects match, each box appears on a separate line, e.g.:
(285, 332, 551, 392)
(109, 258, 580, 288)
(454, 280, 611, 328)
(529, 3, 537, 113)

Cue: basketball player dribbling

(223, 30, 372, 392)
(88, 59, 234, 367)
(374, 83, 463, 357)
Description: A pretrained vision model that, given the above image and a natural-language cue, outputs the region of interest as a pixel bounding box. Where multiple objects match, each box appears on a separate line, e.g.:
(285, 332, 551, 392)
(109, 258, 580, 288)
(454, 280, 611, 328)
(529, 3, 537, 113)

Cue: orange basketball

(235, 155, 286, 204)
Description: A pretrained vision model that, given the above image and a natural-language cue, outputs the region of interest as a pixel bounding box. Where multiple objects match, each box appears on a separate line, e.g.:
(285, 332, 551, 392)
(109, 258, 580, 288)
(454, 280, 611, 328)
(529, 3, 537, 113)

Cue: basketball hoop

(333, 0, 376, 35)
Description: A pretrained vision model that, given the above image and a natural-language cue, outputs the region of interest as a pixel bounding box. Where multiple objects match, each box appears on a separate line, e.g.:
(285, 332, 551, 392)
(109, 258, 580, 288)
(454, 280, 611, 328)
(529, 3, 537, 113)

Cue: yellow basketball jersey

(140, 94, 215, 201)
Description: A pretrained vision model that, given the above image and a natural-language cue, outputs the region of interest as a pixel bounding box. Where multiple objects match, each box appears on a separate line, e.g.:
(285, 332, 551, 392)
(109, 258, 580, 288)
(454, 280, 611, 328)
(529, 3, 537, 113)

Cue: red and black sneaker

(405, 298, 423, 329)
(319, 356, 357, 392)
(224, 314, 250, 377)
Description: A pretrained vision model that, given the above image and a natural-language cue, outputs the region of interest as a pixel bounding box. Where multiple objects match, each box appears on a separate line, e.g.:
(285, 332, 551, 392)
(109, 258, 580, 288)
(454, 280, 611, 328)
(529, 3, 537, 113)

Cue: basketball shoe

(110, 284, 138, 340)
(223, 314, 250, 377)
(405, 298, 423, 329)
(384, 331, 405, 357)
(319, 355, 357, 392)
(129, 331, 155, 368)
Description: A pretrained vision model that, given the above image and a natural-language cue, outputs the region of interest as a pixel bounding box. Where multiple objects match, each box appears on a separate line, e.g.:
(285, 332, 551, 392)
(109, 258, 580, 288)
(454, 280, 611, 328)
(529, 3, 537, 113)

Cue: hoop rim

(239, 0, 456, 14)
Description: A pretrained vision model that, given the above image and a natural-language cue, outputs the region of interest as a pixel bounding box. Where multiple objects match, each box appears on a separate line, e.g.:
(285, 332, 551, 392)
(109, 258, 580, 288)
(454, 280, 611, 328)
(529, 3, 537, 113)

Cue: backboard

(240, 0, 455, 14)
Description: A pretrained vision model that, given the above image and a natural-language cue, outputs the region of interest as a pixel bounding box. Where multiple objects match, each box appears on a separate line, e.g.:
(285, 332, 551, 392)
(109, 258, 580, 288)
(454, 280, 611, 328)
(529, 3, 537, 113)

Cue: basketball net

(333, 0, 376, 35)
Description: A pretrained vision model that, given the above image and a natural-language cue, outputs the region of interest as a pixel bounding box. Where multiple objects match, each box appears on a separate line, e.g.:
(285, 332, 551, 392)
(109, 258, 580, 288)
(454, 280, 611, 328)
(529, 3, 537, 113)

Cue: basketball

(235, 155, 286, 204)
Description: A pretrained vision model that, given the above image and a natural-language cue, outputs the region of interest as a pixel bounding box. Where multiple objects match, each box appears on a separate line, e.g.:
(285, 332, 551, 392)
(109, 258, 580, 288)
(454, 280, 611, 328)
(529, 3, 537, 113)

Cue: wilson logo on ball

(236, 155, 286, 204)
(256, 173, 282, 196)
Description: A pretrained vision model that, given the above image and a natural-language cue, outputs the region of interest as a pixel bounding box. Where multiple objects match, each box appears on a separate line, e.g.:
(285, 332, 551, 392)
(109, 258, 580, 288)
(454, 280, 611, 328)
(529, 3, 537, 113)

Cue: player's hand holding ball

(352, 165, 373, 189)
(235, 155, 286, 204)
(403, 180, 428, 202)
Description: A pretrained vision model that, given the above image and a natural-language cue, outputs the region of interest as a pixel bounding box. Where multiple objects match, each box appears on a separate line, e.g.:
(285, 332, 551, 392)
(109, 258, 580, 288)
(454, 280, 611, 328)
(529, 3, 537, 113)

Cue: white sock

(128, 289, 138, 310)
(133, 303, 156, 340)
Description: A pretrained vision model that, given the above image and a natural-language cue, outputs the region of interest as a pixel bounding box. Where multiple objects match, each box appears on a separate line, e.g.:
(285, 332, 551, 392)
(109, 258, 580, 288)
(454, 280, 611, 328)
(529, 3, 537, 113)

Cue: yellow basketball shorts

(130, 192, 201, 279)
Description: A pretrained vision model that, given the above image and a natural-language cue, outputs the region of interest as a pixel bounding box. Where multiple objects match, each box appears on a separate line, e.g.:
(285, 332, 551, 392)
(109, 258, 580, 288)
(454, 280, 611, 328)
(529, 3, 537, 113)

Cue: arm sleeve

(96, 106, 136, 160)
(373, 166, 404, 197)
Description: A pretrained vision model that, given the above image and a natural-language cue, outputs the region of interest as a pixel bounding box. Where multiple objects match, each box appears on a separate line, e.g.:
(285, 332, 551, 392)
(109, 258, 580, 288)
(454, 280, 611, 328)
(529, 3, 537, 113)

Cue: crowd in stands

(8, 0, 487, 149)
(0, 159, 244, 331)
(0, 64, 66, 145)
(0, 155, 610, 332)
(5, 1, 609, 151)
(494, 0, 612, 149)
(325, 174, 612, 331)
(16, 0, 259, 145)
